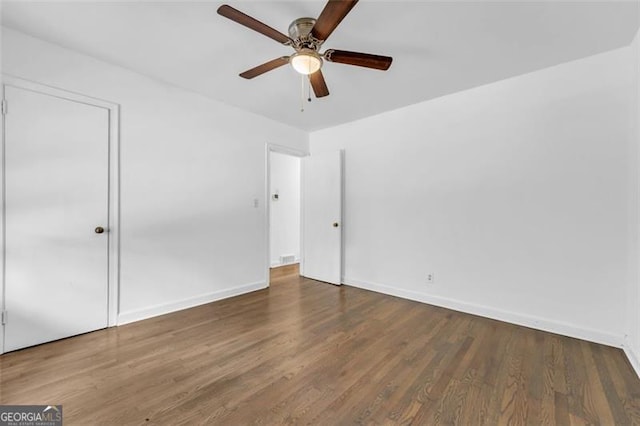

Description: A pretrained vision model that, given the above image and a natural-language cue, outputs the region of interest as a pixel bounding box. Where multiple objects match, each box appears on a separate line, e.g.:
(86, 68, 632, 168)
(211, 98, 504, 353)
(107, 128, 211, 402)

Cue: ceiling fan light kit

(291, 49, 323, 75)
(217, 0, 393, 100)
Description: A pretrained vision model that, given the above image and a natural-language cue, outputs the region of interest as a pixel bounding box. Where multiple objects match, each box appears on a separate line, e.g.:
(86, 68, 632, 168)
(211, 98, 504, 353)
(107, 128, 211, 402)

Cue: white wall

(628, 30, 640, 377)
(311, 46, 634, 347)
(269, 152, 301, 267)
(1, 27, 308, 324)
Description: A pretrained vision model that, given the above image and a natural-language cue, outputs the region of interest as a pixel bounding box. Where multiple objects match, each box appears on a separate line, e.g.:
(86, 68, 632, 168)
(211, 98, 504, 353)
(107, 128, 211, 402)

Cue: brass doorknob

(95, 226, 105, 234)
(333, 222, 339, 228)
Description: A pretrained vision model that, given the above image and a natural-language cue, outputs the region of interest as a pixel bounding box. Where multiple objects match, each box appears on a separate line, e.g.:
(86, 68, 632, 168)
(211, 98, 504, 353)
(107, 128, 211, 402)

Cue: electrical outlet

(426, 273, 435, 284)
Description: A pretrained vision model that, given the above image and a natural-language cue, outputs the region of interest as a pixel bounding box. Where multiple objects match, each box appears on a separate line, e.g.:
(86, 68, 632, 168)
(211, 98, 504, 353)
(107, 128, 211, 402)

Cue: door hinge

(1, 311, 7, 325)
(1, 99, 7, 115)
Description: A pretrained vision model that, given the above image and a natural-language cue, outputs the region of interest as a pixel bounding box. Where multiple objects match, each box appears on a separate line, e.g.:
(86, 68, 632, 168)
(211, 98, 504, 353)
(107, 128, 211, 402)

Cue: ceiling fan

(217, 0, 393, 98)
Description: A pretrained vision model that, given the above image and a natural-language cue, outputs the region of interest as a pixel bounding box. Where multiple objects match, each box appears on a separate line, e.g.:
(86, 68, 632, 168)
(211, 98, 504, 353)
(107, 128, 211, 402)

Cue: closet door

(4, 85, 109, 352)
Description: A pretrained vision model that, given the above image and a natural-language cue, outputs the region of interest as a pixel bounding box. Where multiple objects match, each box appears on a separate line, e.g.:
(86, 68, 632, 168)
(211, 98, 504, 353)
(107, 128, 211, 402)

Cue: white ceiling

(2, 1, 639, 131)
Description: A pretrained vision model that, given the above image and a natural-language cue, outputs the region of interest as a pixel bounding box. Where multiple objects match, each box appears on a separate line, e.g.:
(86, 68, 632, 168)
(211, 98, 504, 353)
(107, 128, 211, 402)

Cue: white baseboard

(343, 277, 624, 348)
(117, 281, 267, 325)
(270, 259, 300, 268)
(624, 346, 640, 379)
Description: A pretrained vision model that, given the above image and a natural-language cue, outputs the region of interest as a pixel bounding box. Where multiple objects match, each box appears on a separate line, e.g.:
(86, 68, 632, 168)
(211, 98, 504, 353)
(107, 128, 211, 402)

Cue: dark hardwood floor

(1, 265, 639, 425)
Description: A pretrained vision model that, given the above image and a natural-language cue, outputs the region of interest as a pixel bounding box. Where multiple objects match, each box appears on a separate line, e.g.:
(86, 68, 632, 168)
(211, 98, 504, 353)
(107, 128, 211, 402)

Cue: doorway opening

(266, 147, 304, 285)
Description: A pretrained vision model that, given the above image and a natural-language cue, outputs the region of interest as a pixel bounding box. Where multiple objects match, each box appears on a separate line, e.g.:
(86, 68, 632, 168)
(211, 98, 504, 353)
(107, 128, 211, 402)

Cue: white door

(3, 85, 110, 352)
(302, 150, 343, 285)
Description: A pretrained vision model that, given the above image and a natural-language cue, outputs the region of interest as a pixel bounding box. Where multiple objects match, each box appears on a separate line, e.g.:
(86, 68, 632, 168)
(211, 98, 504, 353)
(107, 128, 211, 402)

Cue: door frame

(0, 75, 121, 354)
(264, 143, 307, 287)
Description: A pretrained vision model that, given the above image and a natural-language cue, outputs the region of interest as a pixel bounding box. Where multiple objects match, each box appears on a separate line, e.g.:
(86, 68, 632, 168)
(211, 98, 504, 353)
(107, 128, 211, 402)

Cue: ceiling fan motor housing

(288, 17, 316, 40)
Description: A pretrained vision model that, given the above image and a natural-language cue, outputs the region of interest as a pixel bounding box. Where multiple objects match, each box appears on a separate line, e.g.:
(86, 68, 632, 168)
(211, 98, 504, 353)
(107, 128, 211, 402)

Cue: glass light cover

(291, 51, 322, 75)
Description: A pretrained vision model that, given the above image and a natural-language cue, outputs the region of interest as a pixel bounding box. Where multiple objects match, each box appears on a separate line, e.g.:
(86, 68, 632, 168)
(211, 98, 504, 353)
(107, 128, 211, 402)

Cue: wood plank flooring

(1, 265, 639, 425)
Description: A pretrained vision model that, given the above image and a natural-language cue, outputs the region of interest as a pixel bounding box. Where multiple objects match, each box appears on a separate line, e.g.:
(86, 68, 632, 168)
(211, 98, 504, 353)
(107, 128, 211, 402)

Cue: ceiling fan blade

(240, 57, 290, 79)
(311, 0, 359, 42)
(217, 5, 292, 45)
(324, 49, 392, 70)
(309, 70, 330, 98)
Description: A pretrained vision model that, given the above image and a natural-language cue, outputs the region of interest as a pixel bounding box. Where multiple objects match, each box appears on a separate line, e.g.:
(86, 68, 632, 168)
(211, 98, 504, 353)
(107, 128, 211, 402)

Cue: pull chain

(300, 73, 305, 112)
(299, 74, 313, 111)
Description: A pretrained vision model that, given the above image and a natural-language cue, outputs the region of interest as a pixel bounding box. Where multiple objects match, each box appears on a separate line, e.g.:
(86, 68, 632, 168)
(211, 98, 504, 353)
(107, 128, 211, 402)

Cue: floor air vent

(280, 254, 296, 265)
